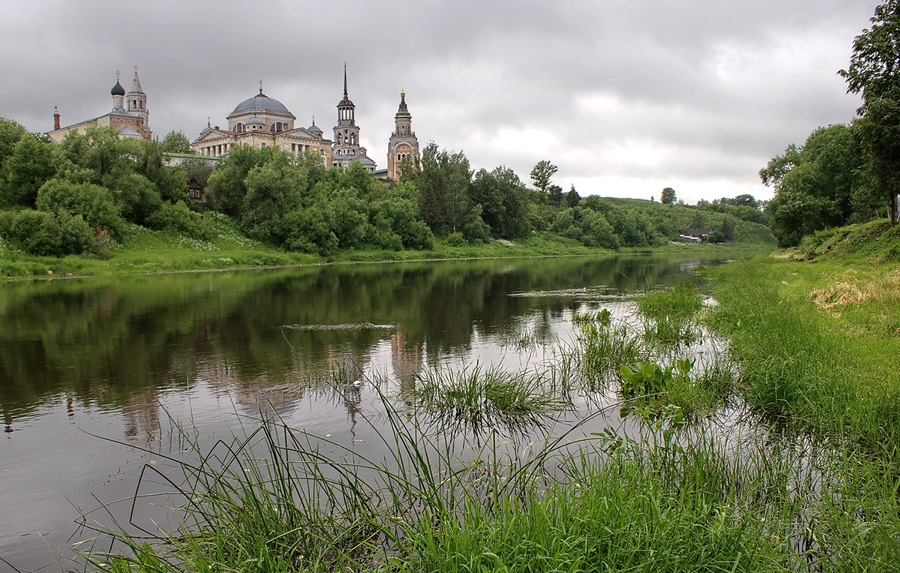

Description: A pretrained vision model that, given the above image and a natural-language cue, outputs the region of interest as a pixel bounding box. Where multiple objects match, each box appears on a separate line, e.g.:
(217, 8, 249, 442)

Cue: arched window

(235, 123, 244, 133)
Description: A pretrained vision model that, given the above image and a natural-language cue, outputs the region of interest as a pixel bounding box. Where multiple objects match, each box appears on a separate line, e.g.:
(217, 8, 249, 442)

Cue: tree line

(762, 0, 900, 247)
(0, 119, 771, 258)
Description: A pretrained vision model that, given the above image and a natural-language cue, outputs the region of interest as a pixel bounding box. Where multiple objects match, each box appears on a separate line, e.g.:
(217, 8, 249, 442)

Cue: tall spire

(129, 65, 144, 94)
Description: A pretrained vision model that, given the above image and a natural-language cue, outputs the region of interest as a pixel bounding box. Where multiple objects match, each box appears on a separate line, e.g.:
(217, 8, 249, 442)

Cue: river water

(0, 255, 729, 571)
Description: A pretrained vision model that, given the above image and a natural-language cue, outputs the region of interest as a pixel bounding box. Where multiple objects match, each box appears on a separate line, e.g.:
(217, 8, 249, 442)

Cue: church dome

(246, 117, 265, 126)
(231, 92, 291, 116)
(111, 80, 126, 97)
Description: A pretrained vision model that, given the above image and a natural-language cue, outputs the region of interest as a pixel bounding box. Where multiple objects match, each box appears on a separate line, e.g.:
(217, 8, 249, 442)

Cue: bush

(446, 231, 465, 247)
(0, 208, 93, 256)
(36, 179, 123, 239)
(146, 201, 213, 240)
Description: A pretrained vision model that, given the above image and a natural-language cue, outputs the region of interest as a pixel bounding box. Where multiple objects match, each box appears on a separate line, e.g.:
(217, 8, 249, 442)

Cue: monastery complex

(48, 65, 419, 181)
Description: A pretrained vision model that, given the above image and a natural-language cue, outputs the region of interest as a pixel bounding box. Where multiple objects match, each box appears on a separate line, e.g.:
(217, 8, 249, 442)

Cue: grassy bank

(0, 211, 768, 279)
(71, 220, 900, 572)
(702, 219, 900, 454)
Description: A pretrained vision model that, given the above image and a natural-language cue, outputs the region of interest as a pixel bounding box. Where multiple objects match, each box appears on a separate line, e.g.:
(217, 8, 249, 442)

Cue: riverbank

(54, 221, 899, 571)
(0, 212, 770, 279)
(702, 219, 900, 453)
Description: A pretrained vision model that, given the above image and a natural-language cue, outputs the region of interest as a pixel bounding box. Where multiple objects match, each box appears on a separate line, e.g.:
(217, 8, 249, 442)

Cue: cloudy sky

(0, 0, 881, 203)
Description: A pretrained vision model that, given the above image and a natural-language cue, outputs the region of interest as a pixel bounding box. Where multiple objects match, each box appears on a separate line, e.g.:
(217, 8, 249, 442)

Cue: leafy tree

(762, 124, 873, 246)
(530, 160, 557, 194)
(2, 133, 55, 208)
(240, 153, 305, 243)
(661, 187, 676, 205)
(205, 145, 275, 221)
(547, 184, 564, 208)
(565, 185, 581, 208)
(840, 0, 900, 223)
(105, 172, 162, 225)
(412, 143, 473, 236)
(36, 179, 123, 239)
(161, 131, 193, 154)
(0, 119, 27, 166)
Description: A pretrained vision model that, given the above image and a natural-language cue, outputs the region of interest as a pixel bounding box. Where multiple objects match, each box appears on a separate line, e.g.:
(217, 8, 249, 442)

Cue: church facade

(47, 67, 152, 143)
(186, 67, 421, 180)
(191, 83, 334, 167)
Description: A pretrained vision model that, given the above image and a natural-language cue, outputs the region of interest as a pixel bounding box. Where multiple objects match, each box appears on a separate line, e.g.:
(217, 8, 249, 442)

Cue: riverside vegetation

(0, 119, 774, 279)
(62, 221, 900, 572)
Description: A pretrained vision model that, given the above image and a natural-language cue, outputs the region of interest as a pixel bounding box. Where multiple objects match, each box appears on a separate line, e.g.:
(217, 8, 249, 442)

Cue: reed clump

(403, 364, 570, 435)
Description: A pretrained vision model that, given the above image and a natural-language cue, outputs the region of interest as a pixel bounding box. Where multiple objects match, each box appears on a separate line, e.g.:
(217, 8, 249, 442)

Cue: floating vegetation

(283, 322, 395, 331)
(403, 364, 570, 436)
(618, 358, 724, 422)
(636, 281, 705, 347)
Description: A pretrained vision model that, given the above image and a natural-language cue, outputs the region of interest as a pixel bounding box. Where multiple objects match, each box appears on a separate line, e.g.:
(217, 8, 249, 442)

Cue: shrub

(36, 179, 123, 239)
(0, 208, 92, 256)
(146, 201, 213, 240)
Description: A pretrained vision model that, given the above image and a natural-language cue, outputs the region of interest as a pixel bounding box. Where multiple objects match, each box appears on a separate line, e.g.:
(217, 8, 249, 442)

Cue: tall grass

(403, 364, 571, 437)
(702, 257, 900, 456)
(77, 391, 900, 572)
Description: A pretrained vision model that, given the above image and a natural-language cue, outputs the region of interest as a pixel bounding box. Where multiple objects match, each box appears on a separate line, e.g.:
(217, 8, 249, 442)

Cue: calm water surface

(0, 255, 728, 571)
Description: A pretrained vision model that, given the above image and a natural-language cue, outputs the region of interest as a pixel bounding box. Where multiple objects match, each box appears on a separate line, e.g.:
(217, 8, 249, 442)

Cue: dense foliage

(760, 124, 879, 247)
(0, 120, 773, 260)
(759, 1, 900, 247)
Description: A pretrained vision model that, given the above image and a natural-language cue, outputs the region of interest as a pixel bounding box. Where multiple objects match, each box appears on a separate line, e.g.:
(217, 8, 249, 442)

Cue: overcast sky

(0, 0, 881, 203)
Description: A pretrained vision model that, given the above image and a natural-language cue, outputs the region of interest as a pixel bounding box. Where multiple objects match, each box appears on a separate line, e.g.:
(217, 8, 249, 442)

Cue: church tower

(126, 66, 150, 138)
(111, 72, 126, 112)
(332, 64, 375, 171)
(387, 90, 419, 180)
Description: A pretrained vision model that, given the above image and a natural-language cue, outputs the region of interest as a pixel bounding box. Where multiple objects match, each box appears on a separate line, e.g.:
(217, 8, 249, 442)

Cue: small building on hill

(47, 68, 152, 143)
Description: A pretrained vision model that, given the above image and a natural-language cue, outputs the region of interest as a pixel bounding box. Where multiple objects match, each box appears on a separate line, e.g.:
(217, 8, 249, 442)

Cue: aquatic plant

(403, 364, 570, 436)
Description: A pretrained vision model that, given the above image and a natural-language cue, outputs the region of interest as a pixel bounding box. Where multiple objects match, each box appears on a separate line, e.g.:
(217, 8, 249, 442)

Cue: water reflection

(0, 255, 732, 571)
(0, 255, 718, 432)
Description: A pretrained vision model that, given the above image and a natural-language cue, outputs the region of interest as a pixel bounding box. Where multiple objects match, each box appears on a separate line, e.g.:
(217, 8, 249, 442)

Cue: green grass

(70, 221, 900, 571)
(701, 252, 900, 456)
(76, 391, 900, 572)
(0, 212, 772, 279)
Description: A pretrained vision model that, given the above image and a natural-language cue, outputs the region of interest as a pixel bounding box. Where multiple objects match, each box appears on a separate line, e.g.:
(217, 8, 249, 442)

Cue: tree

(547, 184, 563, 208)
(412, 143, 474, 236)
(161, 131, 193, 154)
(839, 0, 900, 223)
(565, 184, 581, 208)
(2, 133, 55, 208)
(762, 124, 873, 246)
(661, 187, 676, 205)
(530, 160, 557, 194)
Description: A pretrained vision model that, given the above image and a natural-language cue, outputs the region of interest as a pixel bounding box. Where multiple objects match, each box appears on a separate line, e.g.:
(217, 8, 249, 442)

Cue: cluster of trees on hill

(0, 121, 211, 256)
(0, 117, 772, 259)
(762, 0, 900, 247)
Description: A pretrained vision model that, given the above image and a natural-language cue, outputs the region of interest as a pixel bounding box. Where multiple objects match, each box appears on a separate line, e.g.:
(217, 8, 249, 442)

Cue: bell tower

(126, 66, 149, 134)
(387, 90, 419, 180)
(333, 64, 364, 167)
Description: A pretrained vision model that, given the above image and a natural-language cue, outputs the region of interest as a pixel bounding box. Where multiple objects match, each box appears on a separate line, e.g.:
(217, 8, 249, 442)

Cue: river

(0, 254, 729, 571)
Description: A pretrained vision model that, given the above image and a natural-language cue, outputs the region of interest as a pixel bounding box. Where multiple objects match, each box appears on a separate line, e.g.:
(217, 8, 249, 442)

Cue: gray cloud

(0, 0, 879, 203)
